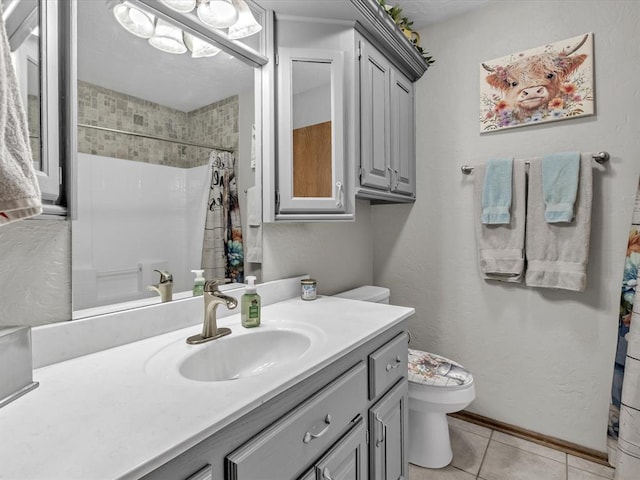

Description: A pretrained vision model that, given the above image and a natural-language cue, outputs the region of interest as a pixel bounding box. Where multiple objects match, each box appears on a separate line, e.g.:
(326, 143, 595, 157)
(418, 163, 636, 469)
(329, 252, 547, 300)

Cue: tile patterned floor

(409, 417, 615, 480)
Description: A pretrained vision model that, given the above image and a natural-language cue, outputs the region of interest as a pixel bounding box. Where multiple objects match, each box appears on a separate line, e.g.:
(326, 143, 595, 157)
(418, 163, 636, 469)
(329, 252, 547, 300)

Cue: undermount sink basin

(179, 329, 312, 382)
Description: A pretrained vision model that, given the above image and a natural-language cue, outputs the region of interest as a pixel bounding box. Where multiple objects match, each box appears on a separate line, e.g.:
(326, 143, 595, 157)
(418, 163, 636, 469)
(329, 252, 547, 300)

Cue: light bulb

(113, 3, 155, 39)
(228, 0, 262, 39)
(148, 18, 187, 54)
(197, 0, 239, 29)
(184, 32, 221, 58)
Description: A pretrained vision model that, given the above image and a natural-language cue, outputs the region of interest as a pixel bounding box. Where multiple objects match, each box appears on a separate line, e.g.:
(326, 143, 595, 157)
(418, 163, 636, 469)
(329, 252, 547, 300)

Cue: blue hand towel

(542, 151, 580, 223)
(481, 157, 513, 224)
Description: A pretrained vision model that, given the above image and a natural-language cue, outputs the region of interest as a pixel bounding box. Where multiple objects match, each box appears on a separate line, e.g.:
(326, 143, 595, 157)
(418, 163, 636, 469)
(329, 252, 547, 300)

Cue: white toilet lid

(408, 349, 473, 388)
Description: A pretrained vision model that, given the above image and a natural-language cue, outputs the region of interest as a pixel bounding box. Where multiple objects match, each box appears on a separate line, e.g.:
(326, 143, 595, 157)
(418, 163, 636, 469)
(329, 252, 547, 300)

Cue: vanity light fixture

(110, 0, 261, 59)
(148, 18, 187, 54)
(228, 0, 262, 39)
(112, 2, 155, 39)
(197, 0, 239, 29)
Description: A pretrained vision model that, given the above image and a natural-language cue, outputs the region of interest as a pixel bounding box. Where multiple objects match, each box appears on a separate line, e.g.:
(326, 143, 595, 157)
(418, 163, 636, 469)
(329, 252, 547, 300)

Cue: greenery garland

(378, 0, 435, 66)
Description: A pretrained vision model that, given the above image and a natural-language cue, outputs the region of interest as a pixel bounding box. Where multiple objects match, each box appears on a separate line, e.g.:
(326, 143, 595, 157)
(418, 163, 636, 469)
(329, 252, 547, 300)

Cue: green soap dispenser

(191, 269, 205, 296)
(241, 276, 261, 328)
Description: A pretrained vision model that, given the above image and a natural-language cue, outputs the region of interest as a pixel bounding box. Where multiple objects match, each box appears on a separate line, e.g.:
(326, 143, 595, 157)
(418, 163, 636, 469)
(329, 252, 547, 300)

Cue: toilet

(334, 286, 476, 469)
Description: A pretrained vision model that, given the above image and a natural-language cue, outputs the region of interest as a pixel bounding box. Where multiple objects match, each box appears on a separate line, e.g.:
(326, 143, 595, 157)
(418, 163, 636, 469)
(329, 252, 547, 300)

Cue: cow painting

(479, 33, 594, 132)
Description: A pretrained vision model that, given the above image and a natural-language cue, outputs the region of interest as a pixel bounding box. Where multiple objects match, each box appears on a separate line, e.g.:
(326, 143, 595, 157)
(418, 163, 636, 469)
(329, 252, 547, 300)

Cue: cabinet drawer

(368, 333, 408, 400)
(226, 362, 367, 480)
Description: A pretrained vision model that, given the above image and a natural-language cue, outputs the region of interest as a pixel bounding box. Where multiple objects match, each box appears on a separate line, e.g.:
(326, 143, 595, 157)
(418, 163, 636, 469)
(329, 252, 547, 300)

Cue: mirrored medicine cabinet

(277, 48, 345, 215)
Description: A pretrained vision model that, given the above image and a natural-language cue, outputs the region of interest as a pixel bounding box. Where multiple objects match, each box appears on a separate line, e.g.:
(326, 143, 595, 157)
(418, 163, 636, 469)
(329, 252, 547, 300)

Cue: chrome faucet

(147, 269, 173, 302)
(187, 280, 238, 344)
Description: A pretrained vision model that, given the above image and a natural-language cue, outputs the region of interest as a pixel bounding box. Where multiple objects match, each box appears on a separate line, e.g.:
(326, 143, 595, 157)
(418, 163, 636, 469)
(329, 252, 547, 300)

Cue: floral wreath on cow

(479, 33, 594, 132)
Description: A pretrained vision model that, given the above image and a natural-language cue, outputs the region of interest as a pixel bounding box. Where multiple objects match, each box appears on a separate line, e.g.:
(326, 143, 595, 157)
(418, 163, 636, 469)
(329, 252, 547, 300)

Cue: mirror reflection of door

(291, 60, 332, 198)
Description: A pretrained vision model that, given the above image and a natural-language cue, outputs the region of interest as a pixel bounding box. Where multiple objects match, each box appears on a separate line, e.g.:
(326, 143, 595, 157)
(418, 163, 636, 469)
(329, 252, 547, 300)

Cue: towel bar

(460, 151, 609, 174)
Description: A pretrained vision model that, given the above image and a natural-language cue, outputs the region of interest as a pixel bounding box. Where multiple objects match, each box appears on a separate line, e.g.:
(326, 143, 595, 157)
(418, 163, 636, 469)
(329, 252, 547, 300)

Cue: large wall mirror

(70, 0, 267, 317)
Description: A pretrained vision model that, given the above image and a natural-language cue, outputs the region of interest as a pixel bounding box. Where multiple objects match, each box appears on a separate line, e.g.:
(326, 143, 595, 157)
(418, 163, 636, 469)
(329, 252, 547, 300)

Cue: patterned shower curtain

(609, 178, 640, 474)
(201, 150, 244, 284)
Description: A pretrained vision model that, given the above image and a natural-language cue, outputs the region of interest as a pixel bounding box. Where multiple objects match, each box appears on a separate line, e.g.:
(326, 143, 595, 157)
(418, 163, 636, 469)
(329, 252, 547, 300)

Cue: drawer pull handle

(303, 414, 332, 444)
(386, 356, 402, 371)
(322, 467, 333, 480)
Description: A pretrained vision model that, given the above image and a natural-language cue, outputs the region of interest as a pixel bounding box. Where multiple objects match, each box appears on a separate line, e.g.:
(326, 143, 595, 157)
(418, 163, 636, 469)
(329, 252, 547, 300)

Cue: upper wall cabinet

(263, 0, 427, 221)
(358, 36, 416, 202)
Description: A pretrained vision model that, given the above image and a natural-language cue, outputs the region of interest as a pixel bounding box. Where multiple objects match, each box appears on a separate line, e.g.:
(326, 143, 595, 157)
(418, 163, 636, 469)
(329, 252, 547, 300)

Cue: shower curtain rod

(77, 123, 236, 153)
(460, 151, 610, 174)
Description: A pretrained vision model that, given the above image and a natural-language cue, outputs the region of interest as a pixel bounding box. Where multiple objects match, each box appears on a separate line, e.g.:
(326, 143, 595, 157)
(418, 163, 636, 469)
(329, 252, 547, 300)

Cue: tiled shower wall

(77, 81, 238, 168)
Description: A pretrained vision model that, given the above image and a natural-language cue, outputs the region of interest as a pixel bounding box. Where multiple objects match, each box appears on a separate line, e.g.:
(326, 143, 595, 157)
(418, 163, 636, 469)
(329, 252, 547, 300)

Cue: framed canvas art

(480, 33, 594, 132)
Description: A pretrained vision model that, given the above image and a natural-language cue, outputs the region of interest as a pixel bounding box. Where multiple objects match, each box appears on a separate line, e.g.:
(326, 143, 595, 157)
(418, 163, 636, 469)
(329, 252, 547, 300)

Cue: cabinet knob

(303, 414, 332, 444)
(322, 467, 333, 480)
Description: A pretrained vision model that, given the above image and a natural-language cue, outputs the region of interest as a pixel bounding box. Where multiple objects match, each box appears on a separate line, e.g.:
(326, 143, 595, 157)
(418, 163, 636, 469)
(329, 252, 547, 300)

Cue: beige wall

(372, 0, 640, 451)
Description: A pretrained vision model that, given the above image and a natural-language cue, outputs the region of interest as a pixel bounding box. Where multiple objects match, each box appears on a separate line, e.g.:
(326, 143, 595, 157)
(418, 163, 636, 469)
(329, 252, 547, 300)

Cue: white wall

(262, 199, 373, 295)
(372, 0, 640, 451)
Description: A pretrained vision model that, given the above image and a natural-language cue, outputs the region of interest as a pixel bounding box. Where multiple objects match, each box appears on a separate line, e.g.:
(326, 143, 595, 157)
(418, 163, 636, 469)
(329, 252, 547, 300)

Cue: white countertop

(0, 295, 413, 480)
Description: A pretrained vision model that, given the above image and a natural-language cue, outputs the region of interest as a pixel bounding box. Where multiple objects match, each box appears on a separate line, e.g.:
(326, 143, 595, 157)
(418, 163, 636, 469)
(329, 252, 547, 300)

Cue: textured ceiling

(391, 0, 491, 29)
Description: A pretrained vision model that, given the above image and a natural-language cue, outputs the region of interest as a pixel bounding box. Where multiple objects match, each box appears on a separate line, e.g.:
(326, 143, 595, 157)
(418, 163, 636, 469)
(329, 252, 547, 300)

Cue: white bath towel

(0, 5, 42, 225)
(473, 159, 526, 282)
(525, 154, 593, 291)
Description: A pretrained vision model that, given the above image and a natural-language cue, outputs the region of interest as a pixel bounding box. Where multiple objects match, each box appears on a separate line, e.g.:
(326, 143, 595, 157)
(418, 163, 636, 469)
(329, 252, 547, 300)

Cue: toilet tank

(334, 286, 390, 304)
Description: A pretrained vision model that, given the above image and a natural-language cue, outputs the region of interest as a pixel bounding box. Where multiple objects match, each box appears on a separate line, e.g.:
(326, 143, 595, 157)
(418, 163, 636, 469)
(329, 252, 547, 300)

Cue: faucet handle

(154, 269, 173, 283)
(204, 280, 220, 293)
(204, 278, 232, 292)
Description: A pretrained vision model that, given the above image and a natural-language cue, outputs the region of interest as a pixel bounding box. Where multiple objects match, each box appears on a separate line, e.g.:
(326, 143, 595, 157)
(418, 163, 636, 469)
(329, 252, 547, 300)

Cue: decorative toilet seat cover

(408, 349, 473, 388)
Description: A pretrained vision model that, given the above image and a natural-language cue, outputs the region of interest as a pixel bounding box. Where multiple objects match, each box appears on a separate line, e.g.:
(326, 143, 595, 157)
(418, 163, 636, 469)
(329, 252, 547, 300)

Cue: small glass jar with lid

(300, 279, 317, 301)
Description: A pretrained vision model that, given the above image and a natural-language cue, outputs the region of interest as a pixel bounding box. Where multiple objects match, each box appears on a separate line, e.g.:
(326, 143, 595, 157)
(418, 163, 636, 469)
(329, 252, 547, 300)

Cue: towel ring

(460, 151, 610, 174)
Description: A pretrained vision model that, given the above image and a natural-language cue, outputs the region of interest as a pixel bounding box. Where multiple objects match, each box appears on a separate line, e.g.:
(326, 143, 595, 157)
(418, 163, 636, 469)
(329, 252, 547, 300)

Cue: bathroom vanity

(0, 280, 413, 480)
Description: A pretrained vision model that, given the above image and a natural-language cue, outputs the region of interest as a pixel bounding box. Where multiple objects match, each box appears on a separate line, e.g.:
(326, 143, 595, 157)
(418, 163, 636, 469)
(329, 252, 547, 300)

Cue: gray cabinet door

(390, 70, 415, 197)
(316, 418, 368, 480)
(369, 379, 409, 480)
(359, 40, 391, 191)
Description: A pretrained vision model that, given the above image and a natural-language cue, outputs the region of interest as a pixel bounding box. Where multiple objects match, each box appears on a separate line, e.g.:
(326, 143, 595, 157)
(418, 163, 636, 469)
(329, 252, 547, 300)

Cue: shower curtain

(609, 178, 640, 477)
(201, 149, 244, 284)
